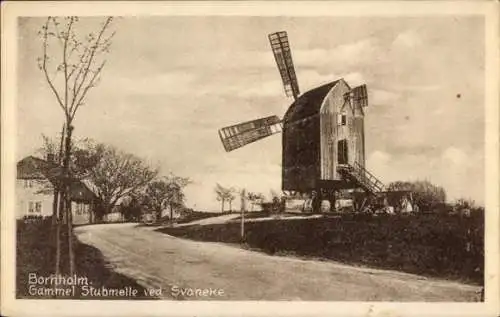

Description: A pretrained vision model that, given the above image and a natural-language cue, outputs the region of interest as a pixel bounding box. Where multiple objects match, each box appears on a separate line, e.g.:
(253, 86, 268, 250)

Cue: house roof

(283, 79, 342, 123)
(17, 155, 98, 202)
(17, 156, 57, 179)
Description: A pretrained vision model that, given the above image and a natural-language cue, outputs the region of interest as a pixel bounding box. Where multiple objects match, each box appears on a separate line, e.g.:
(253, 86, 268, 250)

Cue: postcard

(1, 1, 498, 316)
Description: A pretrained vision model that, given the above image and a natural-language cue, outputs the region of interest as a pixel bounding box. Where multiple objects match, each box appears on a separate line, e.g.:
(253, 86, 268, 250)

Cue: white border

(1, 1, 499, 317)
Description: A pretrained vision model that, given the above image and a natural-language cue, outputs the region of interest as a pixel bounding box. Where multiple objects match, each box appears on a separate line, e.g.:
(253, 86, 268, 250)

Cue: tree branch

(41, 17, 66, 113)
(71, 17, 113, 111)
(70, 46, 90, 103)
(70, 60, 106, 120)
(50, 17, 65, 47)
(63, 17, 75, 113)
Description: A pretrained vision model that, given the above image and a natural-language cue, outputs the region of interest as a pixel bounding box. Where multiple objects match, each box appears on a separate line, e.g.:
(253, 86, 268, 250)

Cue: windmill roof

(284, 79, 341, 123)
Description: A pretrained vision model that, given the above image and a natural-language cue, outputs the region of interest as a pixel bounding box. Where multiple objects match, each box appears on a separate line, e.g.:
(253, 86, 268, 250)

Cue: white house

(16, 156, 97, 224)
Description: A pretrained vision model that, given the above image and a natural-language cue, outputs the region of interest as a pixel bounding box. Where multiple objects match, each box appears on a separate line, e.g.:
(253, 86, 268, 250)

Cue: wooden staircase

(337, 162, 385, 195)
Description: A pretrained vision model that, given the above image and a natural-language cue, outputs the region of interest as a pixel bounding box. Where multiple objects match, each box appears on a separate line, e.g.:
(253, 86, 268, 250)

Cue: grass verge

(16, 217, 154, 299)
(158, 212, 483, 285)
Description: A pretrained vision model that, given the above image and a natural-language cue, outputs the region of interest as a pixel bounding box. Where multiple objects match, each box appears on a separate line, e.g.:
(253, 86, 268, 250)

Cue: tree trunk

(52, 188, 60, 277)
(54, 123, 65, 276)
(229, 200, 232, 213)
(89, 200, 94, 224)
(155, 208, 162, 223)
(66, 190, 75, 275)
(221, 199, 224, 213)
(62, 124, 75, 275)
(58, 190, 65, 272)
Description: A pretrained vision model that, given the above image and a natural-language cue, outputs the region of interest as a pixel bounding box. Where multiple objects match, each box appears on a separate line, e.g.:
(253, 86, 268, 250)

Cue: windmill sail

(345, 84, 368, 108)
(269, 31, 300, 100)
(219, 116, 282, 152)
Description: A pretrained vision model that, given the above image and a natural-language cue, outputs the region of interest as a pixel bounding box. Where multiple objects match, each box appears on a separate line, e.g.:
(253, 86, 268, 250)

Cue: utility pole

(240, 189, 246, 242)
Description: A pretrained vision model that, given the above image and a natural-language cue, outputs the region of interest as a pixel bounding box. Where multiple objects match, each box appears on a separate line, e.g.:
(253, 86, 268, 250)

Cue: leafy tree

(247, 192, 265, 212)
(144, 180, 169, 221)
(143, 175, 190, 223)
(454, 198, 475, 210)
(37, 134, 104, 181)
(88, 144, 157, 221)
(163, 174, 191, 222)
(119, 195, 143, 222)
(387, 180, 446, 211)
(453, 198, 484, 216)
(38, 16, 115, 275)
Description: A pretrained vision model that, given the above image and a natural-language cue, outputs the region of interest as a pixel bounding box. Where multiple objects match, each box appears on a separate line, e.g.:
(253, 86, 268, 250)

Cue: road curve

(75, 223, 480, 301)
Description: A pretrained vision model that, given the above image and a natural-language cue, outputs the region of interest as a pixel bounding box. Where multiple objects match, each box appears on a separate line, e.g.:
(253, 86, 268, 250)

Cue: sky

(17, 15, 485, 210)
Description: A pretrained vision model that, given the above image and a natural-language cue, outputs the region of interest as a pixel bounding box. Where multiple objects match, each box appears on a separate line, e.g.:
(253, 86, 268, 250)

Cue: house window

(28, 201, 42, 214)
(337, 113, 347, 126)
(75, 203, 86, 215)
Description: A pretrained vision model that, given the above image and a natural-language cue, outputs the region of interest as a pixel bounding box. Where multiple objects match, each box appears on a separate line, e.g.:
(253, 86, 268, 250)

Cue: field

(159, 212, 484, 285)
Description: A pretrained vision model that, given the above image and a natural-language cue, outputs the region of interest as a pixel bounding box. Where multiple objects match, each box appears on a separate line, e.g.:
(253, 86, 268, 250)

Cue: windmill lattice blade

(269, 31, 300, 99)
(351, 84, 368, 108)
(219, 116, 282, 152)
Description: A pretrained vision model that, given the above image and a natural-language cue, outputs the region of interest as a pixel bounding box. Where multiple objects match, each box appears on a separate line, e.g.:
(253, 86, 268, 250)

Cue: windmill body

(282, 79, 366, 193)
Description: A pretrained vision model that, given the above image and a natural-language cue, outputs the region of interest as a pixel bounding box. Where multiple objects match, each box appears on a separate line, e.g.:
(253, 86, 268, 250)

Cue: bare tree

(88, 145, 157, 221)
(37, 133, 103, 277)
(215, 183, 227, 213)
(215, 184, 236, 213)
(227, 188, 236, 213)
(38, 16, 115, 275)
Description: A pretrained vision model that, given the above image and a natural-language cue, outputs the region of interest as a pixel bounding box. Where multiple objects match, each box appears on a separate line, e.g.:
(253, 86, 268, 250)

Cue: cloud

(111, 71, 198, 95)
(392, 29, 422, 49)
(365, 146, 484, 205)
(113, 67, 362, 99)
(370, 89, 400, 105)
(393, 84, 442, 92)
(366, 150, 392, 180)
(343, 72, 365, 87)
(293, 37, 379, 69)
(442, 146, 468, 166)
(295, 69, 341, 92)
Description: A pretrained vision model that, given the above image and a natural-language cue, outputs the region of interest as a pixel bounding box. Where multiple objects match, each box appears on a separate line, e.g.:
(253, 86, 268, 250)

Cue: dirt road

(75, 223, 480, 301)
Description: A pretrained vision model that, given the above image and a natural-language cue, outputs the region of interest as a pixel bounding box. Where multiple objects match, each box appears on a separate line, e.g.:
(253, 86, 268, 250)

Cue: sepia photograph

(1, 1, 499, 317)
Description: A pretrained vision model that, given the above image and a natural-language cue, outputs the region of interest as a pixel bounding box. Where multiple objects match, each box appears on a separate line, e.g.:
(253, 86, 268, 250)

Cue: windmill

(218, 31, 385, 211)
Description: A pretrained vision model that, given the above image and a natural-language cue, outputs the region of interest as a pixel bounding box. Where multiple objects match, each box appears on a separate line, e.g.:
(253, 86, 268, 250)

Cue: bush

(387, 180, 446, 211)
